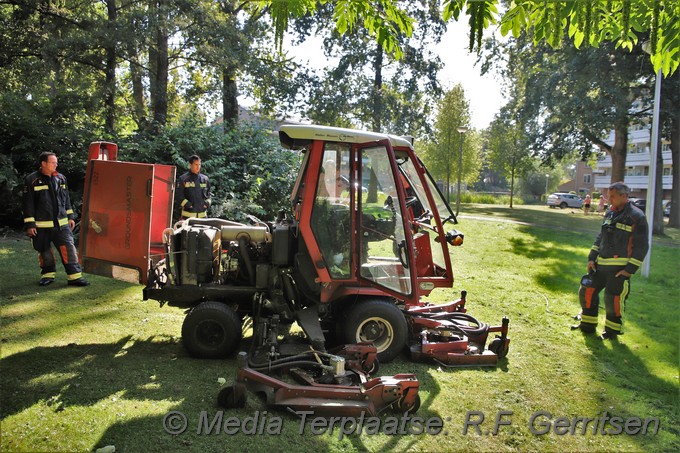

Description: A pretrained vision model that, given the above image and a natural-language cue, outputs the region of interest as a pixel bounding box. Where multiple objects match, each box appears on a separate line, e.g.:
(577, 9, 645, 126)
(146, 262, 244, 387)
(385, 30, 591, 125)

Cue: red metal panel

(149, 164, 175, 259)
(80, 160, 154, 283)
(88, 142, 118, 161)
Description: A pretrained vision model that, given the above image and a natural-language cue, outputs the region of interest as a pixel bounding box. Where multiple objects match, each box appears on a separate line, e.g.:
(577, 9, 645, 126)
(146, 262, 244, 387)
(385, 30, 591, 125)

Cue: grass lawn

(1, 205, 678, 452)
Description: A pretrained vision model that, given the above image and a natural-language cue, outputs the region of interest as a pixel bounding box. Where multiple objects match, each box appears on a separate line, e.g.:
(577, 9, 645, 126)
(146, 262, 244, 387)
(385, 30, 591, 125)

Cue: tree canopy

(279, 1, 446, 137)
(266, 0, 680, 76)
(419, 84, 482, 205)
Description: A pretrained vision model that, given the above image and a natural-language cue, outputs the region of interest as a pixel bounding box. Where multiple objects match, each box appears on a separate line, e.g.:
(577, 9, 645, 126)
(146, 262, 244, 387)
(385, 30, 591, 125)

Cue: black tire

(182, 301, 242, 359)
(559, 202, 567, 209)
(394, 394, 421, 414)
(488, 337, 510, 359)
(341, 299, 408, 363)
(217, 386, 246, 409)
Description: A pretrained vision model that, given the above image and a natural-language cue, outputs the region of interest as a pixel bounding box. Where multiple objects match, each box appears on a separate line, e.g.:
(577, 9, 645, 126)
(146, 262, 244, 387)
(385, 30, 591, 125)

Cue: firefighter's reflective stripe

(35, 218, 69, 228)
(200, 183, 207, 188)
(604, 319, 622, 332)
(42, 272, 56, 279)
(24, 216, 35, 223)
(66, 209, 74, 215)
(591, 245, 599, 252)
(616, 223, 633, 232)
(184, 182, 196, 187)
(182, 210, 207, 218)
(67, 272, 83, 280)
(580, 314, 598, 325)
(181, 199, 189, 207)
(597, 257, 629, 266)
(619, 280, 630, 312)
(33, 185, 49, 191)
(628, 257, 642, 267)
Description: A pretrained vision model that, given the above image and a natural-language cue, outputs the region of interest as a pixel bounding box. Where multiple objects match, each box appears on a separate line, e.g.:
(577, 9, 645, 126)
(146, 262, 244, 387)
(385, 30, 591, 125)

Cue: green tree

(486, 109, 534, 208)
(0, 0, 114, 220)
(273, 2, 444, 137)
(265, 1, 680, 76)
(498, 0, 680, 76)
(119, 121, 300, 220)
(420, 85, 480, 210)
(517, 163, 564, 202)
(494, 33, 653, 184)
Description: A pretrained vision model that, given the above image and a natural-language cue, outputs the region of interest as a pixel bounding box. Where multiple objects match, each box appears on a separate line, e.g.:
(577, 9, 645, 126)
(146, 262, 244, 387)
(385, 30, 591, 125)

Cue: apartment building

(594, 124, 673, 200)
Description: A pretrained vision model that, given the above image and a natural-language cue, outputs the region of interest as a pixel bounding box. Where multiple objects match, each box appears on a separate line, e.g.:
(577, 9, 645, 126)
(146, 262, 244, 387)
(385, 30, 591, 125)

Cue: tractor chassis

(405, 291, 510, 367)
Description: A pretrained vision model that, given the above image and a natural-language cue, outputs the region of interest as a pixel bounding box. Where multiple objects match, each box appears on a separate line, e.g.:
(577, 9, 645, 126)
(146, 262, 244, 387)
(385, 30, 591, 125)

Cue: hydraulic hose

(248, 350, 336, 368)
(249, 360, 329, 373)
(445, 312, 489, 336)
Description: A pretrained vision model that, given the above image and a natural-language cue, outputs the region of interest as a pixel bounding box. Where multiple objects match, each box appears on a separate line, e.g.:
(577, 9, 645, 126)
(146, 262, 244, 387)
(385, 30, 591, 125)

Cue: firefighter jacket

(22, 171, 76, 230)
(177, 171, 211, 218)
(588, 201, 649, 275)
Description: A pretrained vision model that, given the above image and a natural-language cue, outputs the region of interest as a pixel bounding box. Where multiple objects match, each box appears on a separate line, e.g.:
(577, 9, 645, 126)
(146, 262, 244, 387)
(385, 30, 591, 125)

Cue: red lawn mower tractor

(80, 125, 509, 415)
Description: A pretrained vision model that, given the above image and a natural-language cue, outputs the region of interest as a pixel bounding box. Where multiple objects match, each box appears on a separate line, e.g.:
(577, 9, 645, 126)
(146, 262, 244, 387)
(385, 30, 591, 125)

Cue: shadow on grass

(3, 335, 499, 451)
(509, 221, 678, 372)
(1, 336, 186, 420)
(0, 336, 331, 451)
(508, 225, 589, 295)
(581, 334, 679, 440)
(0, 282, 139, 347)
(498, 214, 678, 448)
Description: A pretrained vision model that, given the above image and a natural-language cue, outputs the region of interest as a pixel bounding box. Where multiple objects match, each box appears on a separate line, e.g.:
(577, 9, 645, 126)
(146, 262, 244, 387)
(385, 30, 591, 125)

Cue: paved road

(458, 214, 679, 248)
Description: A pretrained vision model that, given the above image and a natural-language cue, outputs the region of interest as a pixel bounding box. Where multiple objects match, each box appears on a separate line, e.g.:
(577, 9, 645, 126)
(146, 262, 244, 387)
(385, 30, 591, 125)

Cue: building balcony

(596, 150, 673, 167)
(594, 174, 673, 191)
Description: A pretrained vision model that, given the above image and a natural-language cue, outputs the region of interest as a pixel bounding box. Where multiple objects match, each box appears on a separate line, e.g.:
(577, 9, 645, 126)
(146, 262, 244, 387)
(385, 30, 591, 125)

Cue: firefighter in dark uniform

(22, 152, 89, 286)
(573, 182, 648, 339)
(177, 155, 211, 219)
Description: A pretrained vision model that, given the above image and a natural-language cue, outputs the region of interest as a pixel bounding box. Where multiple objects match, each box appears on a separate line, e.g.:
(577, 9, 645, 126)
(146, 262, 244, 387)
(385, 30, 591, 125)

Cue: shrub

(457, 192, 524, 205)
(119, 120, 301, 222)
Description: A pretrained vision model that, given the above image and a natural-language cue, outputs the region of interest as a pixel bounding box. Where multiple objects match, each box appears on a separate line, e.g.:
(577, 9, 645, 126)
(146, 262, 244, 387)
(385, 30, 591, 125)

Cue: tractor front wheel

(182, 301, 242, 359)
(342, 299, 407, 363)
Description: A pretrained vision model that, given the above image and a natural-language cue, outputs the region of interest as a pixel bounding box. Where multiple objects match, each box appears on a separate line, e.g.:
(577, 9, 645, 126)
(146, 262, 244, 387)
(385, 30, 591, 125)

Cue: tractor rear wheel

(182, 301, 242, 359)
(341, 299, 407, 363)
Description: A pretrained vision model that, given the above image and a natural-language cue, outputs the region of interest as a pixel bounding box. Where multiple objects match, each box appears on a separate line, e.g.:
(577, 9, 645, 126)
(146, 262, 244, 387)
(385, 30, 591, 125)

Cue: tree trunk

(40, 0, 61, 99)
(149, 0, 168, 132)
(509, 158, 515, 209)
(669, 104, 680, 227)
(367, 168, 379, 204)
(653, 137, 664, 234)
(103, 0, 117, 135)
(371, 41, 383, 132)
(128, 42, 148, 131)
(222, 66, 238, 132)
(609, 122, 628, 183)
(446, 128, 451, 202)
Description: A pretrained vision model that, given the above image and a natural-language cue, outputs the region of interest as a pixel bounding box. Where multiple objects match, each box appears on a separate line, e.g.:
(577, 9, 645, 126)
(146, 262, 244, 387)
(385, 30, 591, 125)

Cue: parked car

(630, 198, 646, 213)
(663, 200, 671, 217)
(547, 193, 583, 209)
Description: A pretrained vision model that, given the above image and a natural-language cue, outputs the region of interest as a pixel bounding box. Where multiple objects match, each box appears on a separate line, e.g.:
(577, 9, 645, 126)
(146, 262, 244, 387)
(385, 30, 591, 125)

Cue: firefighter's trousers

(31, 226, 83, 280)
(578, 266, 630, 334)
